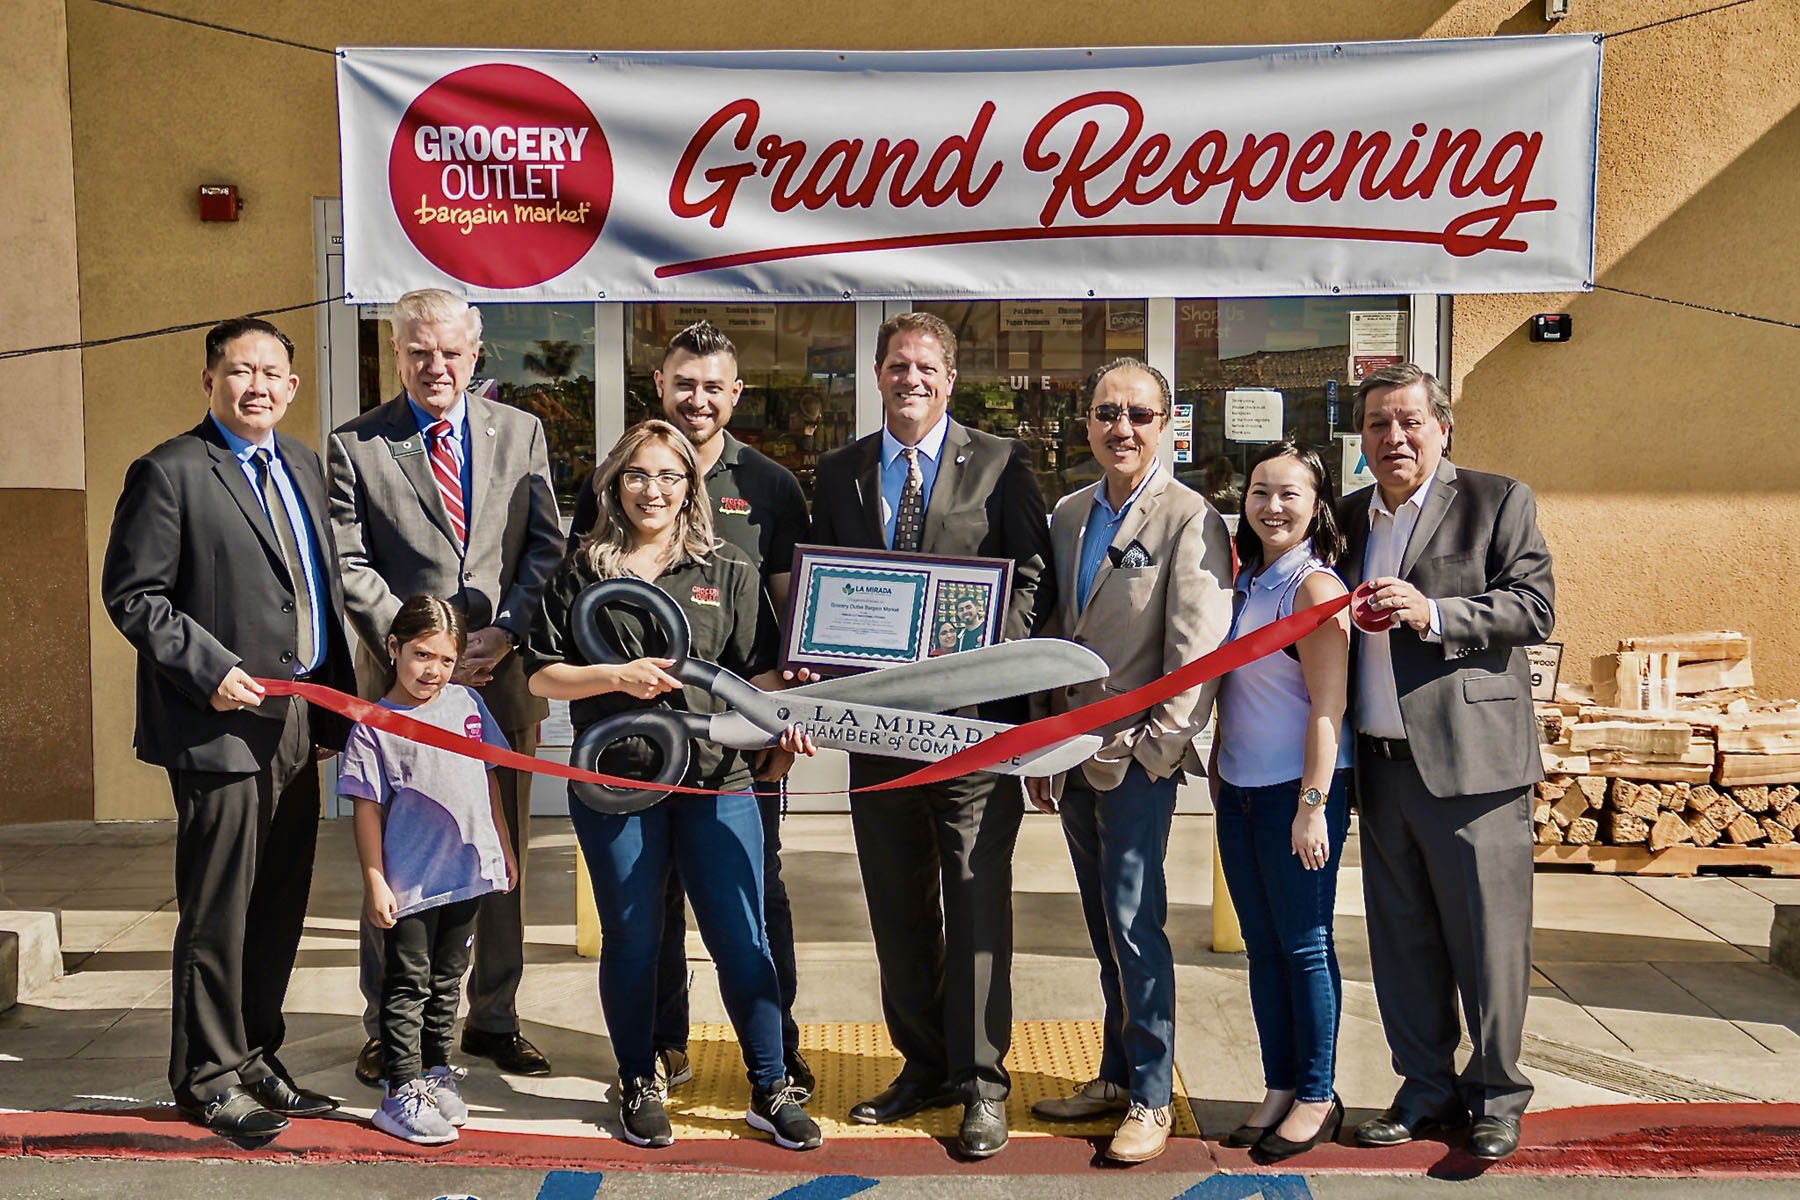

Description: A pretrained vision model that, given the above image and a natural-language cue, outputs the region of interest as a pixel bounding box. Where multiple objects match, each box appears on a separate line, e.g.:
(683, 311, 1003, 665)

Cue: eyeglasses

(619, 469, 690, 492)
(1088, 404, 1164, 427)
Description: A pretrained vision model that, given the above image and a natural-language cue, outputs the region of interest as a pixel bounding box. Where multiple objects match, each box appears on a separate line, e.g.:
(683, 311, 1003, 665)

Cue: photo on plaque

(930, 581, 995, 656)
(784, 545, 1012, 673)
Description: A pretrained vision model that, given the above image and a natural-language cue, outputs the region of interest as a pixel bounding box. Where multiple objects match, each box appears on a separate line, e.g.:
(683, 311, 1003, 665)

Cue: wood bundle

(1590, 631, 1753, 711)
(1529, 630, 1800, 861)
(1530, 777, 1800, 850)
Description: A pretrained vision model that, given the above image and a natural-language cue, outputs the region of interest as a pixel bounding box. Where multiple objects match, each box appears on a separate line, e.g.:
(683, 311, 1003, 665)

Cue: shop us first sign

(336, 39, 1601, 303)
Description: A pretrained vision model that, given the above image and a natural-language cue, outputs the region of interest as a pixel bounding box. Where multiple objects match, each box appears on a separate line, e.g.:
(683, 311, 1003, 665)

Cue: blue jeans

(652, 782, 799, 1057)
(1214, 769, 1351, 1103)
(568, 789, 785, 1091)
(1060, 761, 1179, 1107)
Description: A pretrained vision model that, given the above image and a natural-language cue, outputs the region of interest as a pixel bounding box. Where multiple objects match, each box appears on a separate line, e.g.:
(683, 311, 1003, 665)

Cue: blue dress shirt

(1075, 463, 1159, 613)
(209, 415, 328, 674)
(879, 414, 949, 550)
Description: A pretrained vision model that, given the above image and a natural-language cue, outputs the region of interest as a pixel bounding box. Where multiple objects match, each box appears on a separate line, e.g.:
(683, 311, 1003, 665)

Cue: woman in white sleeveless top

(1211, 439, 1352, 1161)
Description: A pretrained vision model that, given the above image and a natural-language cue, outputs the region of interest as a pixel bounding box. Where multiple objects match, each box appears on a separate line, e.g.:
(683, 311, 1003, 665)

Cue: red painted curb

(1209, 1104, 1800, 1179)
(4, 1103, 1799, 1177)
(0, 1108, 1212, 1176)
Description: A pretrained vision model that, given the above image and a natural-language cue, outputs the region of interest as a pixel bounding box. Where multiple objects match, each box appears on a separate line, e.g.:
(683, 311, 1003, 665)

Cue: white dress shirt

(1356, 472, 1443, 739)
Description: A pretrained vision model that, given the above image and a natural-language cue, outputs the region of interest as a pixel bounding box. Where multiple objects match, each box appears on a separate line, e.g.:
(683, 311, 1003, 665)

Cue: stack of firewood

(1531, 630, 1800, 853)
(1534, 776, 1800, 850)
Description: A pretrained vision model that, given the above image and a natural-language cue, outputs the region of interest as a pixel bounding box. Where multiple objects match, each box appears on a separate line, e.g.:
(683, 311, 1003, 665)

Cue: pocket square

(1116, 540, 1153, 569)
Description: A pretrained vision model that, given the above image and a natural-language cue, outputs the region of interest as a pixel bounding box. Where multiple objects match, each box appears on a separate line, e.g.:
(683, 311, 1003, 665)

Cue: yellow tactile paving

(664, 1020, 1201, 1141)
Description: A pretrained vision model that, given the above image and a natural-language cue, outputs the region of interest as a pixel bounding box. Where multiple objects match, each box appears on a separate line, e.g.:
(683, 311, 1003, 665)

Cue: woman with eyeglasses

(521, 420, 821, 1153)
(1210, 438, 1353, 1161)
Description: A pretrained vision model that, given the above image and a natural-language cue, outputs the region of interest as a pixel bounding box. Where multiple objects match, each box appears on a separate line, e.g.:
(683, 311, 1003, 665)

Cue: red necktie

(428, 419, 467, 545)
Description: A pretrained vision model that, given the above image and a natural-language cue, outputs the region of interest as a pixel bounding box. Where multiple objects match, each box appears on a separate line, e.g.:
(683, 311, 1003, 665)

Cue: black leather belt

(1359, 734, 1413, 761)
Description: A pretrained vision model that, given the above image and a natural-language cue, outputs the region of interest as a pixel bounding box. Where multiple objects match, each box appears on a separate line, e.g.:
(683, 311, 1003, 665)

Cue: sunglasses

(1088, 404, 1164, 427)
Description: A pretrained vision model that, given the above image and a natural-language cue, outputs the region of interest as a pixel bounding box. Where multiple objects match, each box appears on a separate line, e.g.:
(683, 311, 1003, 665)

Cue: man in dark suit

(1338, 363, 1555, 1162)
(328, 289, 564, 1081)
(102, 318, 356, 1137)
(810, 311, 1054, 1158)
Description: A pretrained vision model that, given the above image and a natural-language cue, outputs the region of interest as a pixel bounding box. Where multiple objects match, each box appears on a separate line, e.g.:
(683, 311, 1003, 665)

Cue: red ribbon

(258, 590, 1351, 797)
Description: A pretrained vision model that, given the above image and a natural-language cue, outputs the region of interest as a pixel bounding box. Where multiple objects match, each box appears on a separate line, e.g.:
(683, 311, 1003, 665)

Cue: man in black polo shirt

(570, 321, 813, 1097)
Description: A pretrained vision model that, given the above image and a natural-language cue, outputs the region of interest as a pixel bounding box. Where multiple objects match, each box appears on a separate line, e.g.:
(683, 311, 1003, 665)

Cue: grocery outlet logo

(388, 64, 613, 289)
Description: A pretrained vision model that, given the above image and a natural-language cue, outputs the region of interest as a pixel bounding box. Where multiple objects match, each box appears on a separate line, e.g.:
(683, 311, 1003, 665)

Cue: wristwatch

(1300, 787, 1326, 809)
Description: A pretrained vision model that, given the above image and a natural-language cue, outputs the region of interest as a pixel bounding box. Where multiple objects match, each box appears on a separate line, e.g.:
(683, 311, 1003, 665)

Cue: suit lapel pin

(956, 455, 966, 464)
(486, 427, 496, 437)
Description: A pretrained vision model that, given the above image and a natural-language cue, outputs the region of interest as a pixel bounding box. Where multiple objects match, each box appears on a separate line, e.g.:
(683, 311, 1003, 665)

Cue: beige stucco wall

(49, 1, 1800, 818)
(1, 0, 84, 490)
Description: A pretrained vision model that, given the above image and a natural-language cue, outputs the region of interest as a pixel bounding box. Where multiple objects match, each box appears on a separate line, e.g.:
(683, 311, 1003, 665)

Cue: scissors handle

(571, 577, 692, 668)
(569, 708, 697, 814)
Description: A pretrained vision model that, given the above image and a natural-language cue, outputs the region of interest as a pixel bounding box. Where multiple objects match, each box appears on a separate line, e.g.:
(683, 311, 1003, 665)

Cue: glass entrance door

(913, 300, 1148, 503)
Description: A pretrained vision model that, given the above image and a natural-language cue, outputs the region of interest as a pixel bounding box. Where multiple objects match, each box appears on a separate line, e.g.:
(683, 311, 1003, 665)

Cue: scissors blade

(785, 639, 1108, 713)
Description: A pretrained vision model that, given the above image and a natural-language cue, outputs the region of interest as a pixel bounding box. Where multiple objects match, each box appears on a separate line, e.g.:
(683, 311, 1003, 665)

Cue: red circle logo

(389, 64, 612, 290)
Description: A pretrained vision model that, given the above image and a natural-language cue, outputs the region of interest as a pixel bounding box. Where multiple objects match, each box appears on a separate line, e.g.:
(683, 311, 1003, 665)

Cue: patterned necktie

(251, 449, 317, 672)
(894, 446, 924, 552)
(428, 419, 467, 545)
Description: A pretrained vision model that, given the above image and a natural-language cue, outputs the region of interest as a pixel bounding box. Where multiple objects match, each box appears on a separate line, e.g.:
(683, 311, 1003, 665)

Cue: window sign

(1224, 389, 1283, 443)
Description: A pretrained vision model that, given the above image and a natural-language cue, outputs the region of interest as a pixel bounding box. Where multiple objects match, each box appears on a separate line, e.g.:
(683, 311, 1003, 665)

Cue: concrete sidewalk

(4, 813, 1800, 1172)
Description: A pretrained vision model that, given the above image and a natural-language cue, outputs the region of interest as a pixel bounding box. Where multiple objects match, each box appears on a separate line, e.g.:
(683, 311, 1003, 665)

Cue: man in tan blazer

(1027, 358, 1234, 1163)
(328, 289, 564, 1082)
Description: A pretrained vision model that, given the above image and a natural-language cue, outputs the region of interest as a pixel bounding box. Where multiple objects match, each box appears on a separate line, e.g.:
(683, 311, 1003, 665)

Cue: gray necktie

(894, 447, 924, 552)
(252, 449, 317, 672)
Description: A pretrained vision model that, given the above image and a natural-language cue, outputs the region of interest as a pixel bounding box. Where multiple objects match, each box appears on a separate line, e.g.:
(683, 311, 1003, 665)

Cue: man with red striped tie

(328, 289, 564, 1086)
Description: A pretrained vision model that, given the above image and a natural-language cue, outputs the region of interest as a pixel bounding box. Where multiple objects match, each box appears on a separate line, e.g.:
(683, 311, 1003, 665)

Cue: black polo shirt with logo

(569, 433, 811, 586)
(522, 543, 775, 793)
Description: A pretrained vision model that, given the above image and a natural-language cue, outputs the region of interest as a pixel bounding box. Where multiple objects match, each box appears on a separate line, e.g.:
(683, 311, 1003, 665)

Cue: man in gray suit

(1338, 362, 1554, 1162)
(328, 289, 564, 1081)
(810, 310, 1055, 1159)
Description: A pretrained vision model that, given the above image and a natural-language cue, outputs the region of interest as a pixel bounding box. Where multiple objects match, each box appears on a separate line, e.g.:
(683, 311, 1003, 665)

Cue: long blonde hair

(579, 420, 716, 579)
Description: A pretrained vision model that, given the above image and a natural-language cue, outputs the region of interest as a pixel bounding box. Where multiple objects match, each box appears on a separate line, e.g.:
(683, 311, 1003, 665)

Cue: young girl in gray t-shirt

(339, 596, 518, 1145)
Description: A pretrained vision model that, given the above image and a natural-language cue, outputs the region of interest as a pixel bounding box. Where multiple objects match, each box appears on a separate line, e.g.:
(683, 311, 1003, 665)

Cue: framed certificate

(783, 545, 1013, 672)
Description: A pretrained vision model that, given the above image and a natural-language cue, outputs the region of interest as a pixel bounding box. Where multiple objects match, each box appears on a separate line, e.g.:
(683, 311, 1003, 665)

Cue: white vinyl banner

(337, 39, 1602, 303)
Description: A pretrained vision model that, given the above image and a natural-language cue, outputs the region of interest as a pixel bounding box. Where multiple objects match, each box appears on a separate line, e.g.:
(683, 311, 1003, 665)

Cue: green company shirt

(523, 543, 777, 794)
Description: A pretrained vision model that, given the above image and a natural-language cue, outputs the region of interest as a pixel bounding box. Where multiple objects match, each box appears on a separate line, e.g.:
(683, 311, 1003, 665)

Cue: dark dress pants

(652, 778, 800, 1057)
(167, 698, 318, 1104)
(848, 756, 1024, 1102)
(1357, 752, 1536, 1122)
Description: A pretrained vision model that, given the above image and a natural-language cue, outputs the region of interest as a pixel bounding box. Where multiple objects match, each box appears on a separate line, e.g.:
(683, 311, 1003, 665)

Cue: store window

(1173, 296, 1408, 513)
(623, 302, 857, 498)
(914, 300, 1147, 505)
(358, 303, 597, 517)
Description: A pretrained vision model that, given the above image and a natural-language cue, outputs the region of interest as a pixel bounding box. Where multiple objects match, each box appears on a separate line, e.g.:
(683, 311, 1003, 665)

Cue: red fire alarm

(198, 185, 242, 222)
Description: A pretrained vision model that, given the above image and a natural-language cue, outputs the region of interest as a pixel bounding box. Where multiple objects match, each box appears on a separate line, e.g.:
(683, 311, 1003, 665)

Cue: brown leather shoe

(354, 1037, 384, 1089)
(1031, 1077, 1130, 1121)
(1106, 1104, 1171, 1163)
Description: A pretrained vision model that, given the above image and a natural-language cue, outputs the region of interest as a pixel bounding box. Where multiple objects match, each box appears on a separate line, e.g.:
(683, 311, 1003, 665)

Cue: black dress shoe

(1222, 1121, 1273, 1148)
(958, 1098, 1008, 1159)
(1466, 1115, 1521, 1160)
(848, 1080, 959, 1125)
(460, 1028, 552, 1076)
(246, 1073, 339, 1117)
(354, 1037, 384, 1089)
(179, 1086, 289, 1138)
(1353, 1105, 1470, 1147)
(1256, 1095, 1344, 1162)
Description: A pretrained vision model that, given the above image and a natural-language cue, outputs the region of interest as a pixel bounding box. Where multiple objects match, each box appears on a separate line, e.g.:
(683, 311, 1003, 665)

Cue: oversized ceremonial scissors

(568, 578, 1107, 813)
